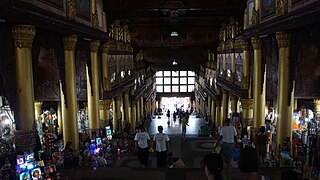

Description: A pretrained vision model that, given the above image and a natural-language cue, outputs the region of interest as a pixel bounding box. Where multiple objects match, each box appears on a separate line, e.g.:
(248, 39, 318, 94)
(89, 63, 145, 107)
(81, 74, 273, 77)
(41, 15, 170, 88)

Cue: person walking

(254, 126, 269, 166)
(215, 118, 237, 168)
(181, 114, 189, 140)
(134, 125, 151, 168)
(153, 125, 171, 168)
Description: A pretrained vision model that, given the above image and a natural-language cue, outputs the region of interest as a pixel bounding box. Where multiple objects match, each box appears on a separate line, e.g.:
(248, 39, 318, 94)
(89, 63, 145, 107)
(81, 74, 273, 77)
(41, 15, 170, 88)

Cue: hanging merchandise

(77, 109, 88, 133)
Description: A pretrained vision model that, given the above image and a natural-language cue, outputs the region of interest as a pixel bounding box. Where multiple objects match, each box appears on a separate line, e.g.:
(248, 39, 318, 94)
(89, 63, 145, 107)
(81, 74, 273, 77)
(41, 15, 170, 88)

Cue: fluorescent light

(171, 31, 178, 37)
(172, 61, 178, 65)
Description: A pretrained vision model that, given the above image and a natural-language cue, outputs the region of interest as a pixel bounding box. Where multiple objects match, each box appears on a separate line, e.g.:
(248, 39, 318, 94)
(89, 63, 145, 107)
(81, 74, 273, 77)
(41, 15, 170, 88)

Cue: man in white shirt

(153, 125, 171, 168)
(134, 125, 150, 168)
(215, 118, 237, 168)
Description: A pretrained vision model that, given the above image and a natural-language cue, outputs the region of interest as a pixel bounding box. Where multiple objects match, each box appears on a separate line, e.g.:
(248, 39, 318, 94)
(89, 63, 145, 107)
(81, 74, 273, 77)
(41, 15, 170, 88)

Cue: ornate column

(251, 37, 266, 128)
(241, 99, 254, 128)
(230, 94, 238, 114)
(221, 89, 228, 121)
(115, 55, 121, 84)
(91, 0, 98, 28)
(123, 89, 130, 122)
(113, 95, 122, 131)
(61, 35, 79, 150)
(207, 96, 211, 117)
(215, 101, 222, 127)
(137, 99, 141, 122)
(140, 96, 144, 118)
(315, 99, 320, 120)
(131, 100, 137, 129)
(276, 32, 293, 147)
(211, 100, 216, 125)
(87, 41, 100, 135)
(34, 101, 42, 123)
(100, 100, 110, 127)
(240, 40, 250, 90)
(66, 0, 76, 20)
(57, 102, 63, 134)
(102, 43, 110, 91)
(12, 25, 37, 152)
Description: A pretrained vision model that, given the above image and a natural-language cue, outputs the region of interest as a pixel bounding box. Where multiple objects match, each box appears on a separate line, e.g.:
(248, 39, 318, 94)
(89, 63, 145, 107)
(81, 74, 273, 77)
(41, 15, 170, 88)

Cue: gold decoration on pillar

(240, 40, 250, 90)
(251, 37, 261, 50)
(251, 8, 259, 26)
(243, 9, 248, 30)
(62, 35, 79, 150)
(90, 41, 100, 53)
(66, 0, 76, 20)
(276, 31, 292, 148)
(102, 43, 111, 91)
(276, 0, 288, 16)
(12, 25, 36, 132)
(92, 11, 99, 28)
(34, 101, 42, 122)
(240, 99, 253, 126)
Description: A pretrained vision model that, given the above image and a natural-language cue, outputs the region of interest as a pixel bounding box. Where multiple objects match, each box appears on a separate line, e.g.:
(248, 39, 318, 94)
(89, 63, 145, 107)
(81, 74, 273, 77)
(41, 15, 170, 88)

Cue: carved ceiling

(103, 0, 245, 70)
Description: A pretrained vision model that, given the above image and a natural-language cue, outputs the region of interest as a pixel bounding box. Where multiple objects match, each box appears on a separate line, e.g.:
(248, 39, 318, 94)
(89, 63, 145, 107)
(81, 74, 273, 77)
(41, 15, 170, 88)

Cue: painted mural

(261, 0, 276, 18)
(75, 50, 88, 100)
(76, 0, 91, 20)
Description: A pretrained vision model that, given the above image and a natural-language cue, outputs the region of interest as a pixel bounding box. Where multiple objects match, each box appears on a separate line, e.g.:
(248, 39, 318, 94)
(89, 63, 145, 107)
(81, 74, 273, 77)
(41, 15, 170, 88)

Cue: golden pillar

(241, 99, 254, 127)
(251, 37, 266, 128)
(207, 96, 211, 117)
(140, 96, 144, 117)
(211, 100, 216, 124)
(103, 12, 107, 33)
(34, 101, 42, 123)
(12, 25, 37, 152)
(131, 100, 137, 129)
(221, 89, 228, 121)
(243, 9, 248, 30)
(315, 99, 320, 119)
(113, 96, 122, 131)
(61, 35, 79, 150)
(91, 0, 98, 28)
(216, 101, 222, 127)
(230, 94, 238, 114)
(102, 43, 110, 91)
(137, 99, 141, 122)
(276, 32, 293, 147)
(123, 89, 130, 122)
(294, 99, 298, 110)
(116, 55, 121, 84)
(87, 41, 100, 133)
(100, 100, 110, 126)
(57, 102, 63, 134)
(240, 40, 250, 90)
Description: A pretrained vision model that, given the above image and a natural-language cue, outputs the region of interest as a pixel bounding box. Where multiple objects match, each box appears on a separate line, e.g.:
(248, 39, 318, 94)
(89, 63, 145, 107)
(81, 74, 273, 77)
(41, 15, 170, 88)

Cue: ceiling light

(172, 60, 178, 65)
(171, 31, 178, 37)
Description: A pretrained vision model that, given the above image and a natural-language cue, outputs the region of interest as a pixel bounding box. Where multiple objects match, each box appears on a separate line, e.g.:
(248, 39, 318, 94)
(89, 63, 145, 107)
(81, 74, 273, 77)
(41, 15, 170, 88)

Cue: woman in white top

(153, 125, 171, 168)
(134, 125, 150, 168)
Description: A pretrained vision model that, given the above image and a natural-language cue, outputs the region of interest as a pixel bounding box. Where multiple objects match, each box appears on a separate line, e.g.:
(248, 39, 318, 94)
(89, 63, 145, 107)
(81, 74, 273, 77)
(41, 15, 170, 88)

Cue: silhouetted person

(202, 153, 227, 180)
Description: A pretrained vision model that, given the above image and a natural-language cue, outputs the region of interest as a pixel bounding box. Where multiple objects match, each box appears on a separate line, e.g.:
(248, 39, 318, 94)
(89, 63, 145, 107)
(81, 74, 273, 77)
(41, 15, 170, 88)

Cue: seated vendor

(199, 123, 210, 136)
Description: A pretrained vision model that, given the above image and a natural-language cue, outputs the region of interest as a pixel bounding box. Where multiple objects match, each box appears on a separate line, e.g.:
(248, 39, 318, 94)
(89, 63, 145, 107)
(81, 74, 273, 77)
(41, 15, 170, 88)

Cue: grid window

(180, 77, 187, 84)
(172, 71, 179, 76)
(157, 86, 163, 92)
(188, 85, 194, 92)
(172, 77, 179, 84)
(164, 86, 171, 92)
(164, 78, 171, 84)
(180, 71, 187, 76)
(156, 71, 163, 76)
(164, 71, 171, 76)
(172, 86, 179, 92)
(156, 78, 163, 84)
(188, 71, 195, 76)
(188, 77, 195, 84)
(180, 85, 187, 92)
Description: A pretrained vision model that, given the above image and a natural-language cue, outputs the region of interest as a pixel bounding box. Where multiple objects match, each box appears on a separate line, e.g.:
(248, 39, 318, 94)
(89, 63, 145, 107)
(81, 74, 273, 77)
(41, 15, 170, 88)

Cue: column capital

(240, 40, 250, 51)
(240, 99, 253, 110)
(102, 43, 111, 53)
(115, 95, 121, 101)
(221, 88, 228, 94)
(230, 94, 238, 101)
(100, 100, 111, 110)
(34, 101, 42, 108)
(63, 35, 77, 51)
(12, 25, 36, 49)
(276, 32, 291, 48)
(92, 11, 99, 28)
(124, 89, 130, 95)
(66, 0, 76, 20)
(241, 76, 250, 90)
(276, 0, 288, 16)
(251, 37, 261, 50)
(90, 40, 100, 53)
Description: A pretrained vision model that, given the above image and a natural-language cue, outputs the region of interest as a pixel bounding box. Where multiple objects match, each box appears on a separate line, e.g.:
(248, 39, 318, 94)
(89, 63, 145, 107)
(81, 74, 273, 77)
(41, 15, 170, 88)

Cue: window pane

(172, 85, 179, 92)
(157, 86, 163, 92)
(172, 71, 179, 77)
(121, 71, 125, 79)
(180, 77, 187, 84)
(188, 85, 194, 92)
(164, 86, 171, 92)
(156, 78, 163, 84)
(188, 77, 195, 84)
(188, 71, 195, 76)
(180, 71, 187, 76)
(164, 78, 171, 84)
(180, 85, 187, 92)
(172, 77, 179, 84)
(156, 71, 163, 76)
(164, 71, 171, 76)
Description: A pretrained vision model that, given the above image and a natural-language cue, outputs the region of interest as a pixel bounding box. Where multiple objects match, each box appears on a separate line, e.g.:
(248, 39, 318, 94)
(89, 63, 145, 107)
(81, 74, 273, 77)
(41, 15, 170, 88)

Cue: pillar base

(14, 130, 37, 153)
